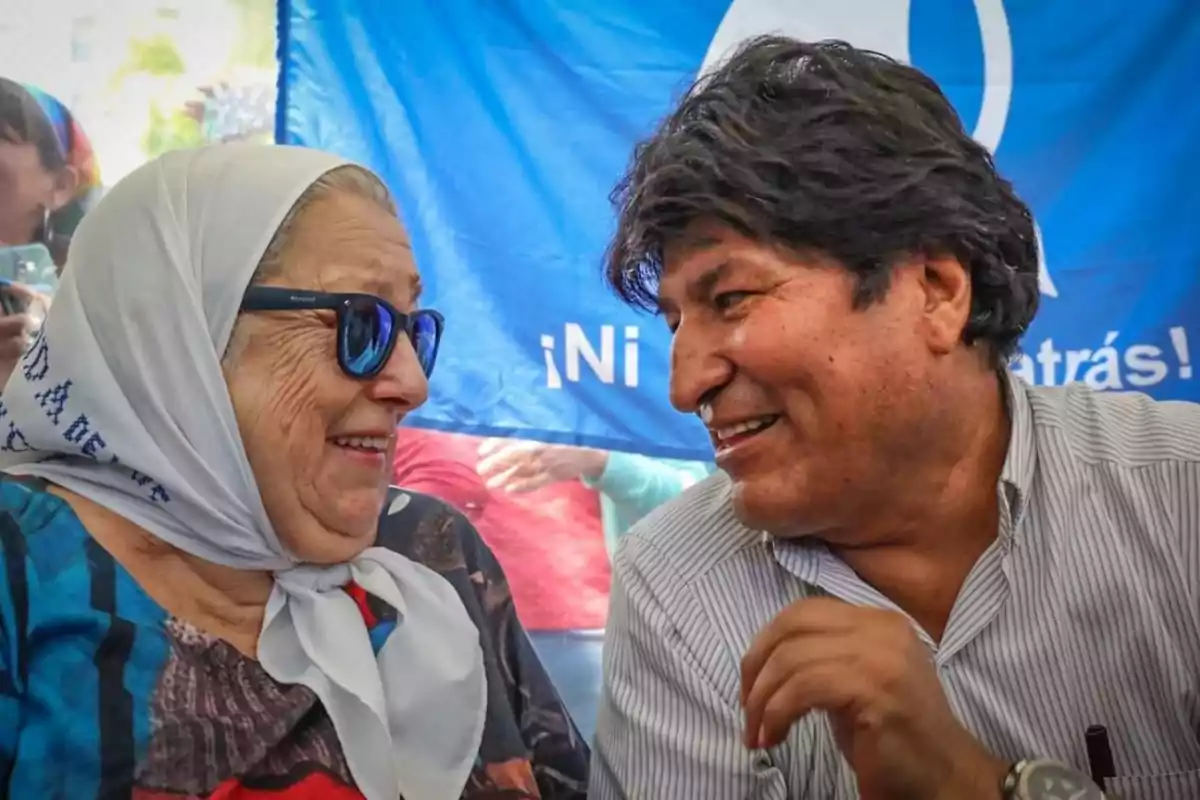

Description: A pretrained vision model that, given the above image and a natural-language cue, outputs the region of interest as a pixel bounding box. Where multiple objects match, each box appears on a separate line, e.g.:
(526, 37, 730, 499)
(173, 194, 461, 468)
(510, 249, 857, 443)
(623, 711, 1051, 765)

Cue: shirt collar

(998, 370, 1037, 539)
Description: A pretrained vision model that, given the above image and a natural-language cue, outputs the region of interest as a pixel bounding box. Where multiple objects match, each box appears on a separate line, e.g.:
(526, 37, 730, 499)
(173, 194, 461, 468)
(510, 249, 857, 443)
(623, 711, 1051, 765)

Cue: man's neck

(831, 372, 1011, 641)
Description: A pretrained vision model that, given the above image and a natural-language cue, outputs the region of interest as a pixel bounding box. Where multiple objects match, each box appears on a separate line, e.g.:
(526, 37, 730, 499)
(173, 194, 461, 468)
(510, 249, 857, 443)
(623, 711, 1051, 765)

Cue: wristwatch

(1002, 759, 1107, 799)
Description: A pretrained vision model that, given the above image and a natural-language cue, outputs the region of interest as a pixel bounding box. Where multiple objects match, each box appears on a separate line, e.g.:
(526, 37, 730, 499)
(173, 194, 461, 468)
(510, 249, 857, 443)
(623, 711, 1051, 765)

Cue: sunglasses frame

(240, 286, 444, 379)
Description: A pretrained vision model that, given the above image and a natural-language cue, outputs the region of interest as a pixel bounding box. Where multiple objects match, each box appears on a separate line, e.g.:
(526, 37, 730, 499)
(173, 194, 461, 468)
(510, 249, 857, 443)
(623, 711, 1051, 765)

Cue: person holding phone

(0, 78, 100, 264)
(0, 282, 46, 379)
(0, 78, 101, 383)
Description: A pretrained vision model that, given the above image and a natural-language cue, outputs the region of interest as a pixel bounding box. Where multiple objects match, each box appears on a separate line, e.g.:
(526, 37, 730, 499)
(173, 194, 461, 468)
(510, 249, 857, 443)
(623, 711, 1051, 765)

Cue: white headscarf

(0, 144, 486, 800)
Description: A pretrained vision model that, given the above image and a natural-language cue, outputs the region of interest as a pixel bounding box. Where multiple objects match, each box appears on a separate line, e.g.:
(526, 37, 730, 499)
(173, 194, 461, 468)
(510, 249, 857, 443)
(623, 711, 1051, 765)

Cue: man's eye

(713, 291, 753, 310)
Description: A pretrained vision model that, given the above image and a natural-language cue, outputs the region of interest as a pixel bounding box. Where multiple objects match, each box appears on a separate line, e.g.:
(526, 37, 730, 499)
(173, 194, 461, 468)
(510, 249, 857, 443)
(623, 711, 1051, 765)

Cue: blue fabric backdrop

(278, 0, 1200, 460)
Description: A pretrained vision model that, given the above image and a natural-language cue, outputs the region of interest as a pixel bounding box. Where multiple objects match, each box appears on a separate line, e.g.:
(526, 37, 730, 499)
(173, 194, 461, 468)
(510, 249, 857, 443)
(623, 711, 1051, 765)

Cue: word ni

(541, 323, 640, 389)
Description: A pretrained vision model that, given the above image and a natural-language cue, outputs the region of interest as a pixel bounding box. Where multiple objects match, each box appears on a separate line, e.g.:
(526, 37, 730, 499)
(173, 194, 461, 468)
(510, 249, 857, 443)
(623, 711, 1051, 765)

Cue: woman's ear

(48, 165, 79, 211)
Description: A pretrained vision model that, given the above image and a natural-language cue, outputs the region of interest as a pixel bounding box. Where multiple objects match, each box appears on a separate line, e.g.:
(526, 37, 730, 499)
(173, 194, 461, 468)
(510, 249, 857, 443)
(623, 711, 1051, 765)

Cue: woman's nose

(368, 336, 430, 411)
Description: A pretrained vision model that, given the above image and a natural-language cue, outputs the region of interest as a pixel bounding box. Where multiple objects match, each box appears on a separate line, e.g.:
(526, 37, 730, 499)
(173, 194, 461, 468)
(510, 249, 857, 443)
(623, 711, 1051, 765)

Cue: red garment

(134, 770, 361, 799)
(392, 428, 609, 630)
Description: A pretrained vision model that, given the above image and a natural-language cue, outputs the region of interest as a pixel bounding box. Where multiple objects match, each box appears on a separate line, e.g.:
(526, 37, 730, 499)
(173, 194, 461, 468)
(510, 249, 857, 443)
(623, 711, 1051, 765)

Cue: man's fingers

(741, 602, 927, 750)
(741, 597, 860, 705)
(742, 637, 859, 747)
(753, 664, 865, 750)
(743, 637, 851, 721)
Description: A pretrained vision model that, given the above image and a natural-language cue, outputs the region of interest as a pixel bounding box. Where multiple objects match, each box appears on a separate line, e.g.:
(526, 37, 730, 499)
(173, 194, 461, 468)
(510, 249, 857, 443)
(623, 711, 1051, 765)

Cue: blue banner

(279, 0, 1200, 460)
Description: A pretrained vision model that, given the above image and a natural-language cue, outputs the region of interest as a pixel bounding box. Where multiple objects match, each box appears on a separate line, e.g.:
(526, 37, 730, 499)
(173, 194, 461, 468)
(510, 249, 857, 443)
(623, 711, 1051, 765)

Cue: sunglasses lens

(409, 311, 441, 377)
(341, 297, 395, 377)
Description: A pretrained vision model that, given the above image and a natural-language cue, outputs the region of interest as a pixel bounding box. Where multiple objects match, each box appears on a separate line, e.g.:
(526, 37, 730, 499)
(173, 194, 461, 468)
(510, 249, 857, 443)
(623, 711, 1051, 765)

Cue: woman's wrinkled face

(224, 190, 428, 564)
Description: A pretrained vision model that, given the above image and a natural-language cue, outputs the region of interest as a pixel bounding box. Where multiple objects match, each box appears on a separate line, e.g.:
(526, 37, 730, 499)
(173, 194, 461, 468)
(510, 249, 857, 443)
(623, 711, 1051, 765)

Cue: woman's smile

(328, 433, 395, 469)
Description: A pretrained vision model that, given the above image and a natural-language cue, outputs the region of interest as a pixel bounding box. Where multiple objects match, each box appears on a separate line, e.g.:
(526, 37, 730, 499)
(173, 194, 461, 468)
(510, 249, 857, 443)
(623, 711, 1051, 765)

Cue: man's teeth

(714, 416, 777, 442)
(333, 435, 390, 451)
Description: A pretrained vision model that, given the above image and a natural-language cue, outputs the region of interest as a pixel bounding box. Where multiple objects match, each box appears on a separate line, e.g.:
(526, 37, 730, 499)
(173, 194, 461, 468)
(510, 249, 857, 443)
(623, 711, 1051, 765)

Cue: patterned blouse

(0, 476, 590, 798)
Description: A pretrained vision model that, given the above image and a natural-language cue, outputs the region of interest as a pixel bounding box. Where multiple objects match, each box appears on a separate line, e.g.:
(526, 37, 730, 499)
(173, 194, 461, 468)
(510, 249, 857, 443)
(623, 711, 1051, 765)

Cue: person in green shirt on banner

(476, 439, 713, 557)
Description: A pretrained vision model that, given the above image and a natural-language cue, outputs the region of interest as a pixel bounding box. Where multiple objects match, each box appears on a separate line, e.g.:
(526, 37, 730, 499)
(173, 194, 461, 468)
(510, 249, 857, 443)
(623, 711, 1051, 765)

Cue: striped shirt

(591, 377, 1200, 800)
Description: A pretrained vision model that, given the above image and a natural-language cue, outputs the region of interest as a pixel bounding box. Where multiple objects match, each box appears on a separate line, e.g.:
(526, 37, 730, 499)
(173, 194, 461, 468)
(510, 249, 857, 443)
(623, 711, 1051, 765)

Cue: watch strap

(1001, 759, 1028, 799)
(1000, 758, 1109, 800)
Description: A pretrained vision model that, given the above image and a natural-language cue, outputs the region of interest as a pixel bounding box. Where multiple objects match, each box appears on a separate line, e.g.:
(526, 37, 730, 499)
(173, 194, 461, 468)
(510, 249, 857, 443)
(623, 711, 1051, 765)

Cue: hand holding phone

(0, 281, 47, 318)
(0, 282, 49, 387)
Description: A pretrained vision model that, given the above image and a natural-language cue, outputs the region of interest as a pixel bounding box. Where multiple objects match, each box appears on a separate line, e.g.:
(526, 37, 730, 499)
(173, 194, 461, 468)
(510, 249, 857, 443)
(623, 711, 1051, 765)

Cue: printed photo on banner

(279, 0, 1200, 460)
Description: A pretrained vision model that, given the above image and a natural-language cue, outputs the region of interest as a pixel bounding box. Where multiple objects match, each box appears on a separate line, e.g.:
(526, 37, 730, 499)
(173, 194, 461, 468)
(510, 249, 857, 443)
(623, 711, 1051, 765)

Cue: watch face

(1018, 761, 1106, 800)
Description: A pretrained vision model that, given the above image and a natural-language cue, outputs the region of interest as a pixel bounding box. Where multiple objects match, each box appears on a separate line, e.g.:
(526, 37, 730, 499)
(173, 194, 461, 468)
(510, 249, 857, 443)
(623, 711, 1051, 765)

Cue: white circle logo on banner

(699, 0, 1057, 298)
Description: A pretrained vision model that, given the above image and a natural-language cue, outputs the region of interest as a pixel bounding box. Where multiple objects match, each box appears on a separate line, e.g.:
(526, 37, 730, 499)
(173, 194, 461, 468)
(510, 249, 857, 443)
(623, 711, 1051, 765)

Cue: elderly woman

(0, 144, 589, 799)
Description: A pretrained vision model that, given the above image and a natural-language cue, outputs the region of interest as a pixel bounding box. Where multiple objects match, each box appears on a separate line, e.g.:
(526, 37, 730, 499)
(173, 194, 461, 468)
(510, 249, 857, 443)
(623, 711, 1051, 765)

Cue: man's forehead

(662, 219, 731, 264)
(659, 223, 736, 282)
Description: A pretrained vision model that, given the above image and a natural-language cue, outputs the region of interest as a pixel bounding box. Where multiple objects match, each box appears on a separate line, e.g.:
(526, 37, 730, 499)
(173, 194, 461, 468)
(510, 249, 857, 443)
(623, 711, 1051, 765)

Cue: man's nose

(668, 321, 732, 414)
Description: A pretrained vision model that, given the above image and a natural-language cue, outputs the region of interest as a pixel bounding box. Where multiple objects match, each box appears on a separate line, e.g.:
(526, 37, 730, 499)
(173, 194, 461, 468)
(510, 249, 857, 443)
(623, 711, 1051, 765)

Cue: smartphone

(0, 244, 58, 315)
(0, 243, 55, 284)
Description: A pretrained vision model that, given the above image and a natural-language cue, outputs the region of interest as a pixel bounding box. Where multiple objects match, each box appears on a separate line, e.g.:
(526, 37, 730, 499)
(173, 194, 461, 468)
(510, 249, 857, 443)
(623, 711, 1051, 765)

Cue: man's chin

(728, 476, 812, 537)
(729, 479, 784, 531)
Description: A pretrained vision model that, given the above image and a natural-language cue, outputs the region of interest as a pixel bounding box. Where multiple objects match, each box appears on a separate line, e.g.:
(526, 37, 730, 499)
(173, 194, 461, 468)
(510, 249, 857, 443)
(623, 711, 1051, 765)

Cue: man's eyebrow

(410, 275, 423, 305)
(689, 262, 730, 302)
(655, 261, 731, 316)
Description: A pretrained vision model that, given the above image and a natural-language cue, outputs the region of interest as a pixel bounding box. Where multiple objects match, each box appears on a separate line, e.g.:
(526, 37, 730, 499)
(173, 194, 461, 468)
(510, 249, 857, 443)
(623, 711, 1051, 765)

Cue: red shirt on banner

(392, 427, 609, 630)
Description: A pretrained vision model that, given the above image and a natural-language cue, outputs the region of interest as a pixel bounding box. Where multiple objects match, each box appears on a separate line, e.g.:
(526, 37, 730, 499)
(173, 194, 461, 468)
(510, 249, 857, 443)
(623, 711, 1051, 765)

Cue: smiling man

(590, 37, 1200, 800)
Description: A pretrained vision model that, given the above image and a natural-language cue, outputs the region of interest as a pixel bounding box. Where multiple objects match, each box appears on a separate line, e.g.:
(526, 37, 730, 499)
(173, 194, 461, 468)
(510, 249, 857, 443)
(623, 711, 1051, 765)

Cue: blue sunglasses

(240, 287, 444, 379)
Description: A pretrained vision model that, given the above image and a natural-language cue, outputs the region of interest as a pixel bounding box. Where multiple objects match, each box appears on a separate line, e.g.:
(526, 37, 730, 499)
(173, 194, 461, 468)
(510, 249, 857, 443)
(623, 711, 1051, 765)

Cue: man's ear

(919, 255, 971, 356)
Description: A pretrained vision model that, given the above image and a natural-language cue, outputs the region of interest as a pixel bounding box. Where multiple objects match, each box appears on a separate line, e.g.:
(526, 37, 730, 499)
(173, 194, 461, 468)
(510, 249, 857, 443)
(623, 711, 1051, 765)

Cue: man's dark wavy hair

(604, 36, 1040, 365)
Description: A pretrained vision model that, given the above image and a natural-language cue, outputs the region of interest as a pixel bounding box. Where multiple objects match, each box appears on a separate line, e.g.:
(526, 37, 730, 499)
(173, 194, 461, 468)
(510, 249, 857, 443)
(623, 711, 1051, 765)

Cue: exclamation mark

(1170, 326, 1192, 379)
(542, 334, 563, 389)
